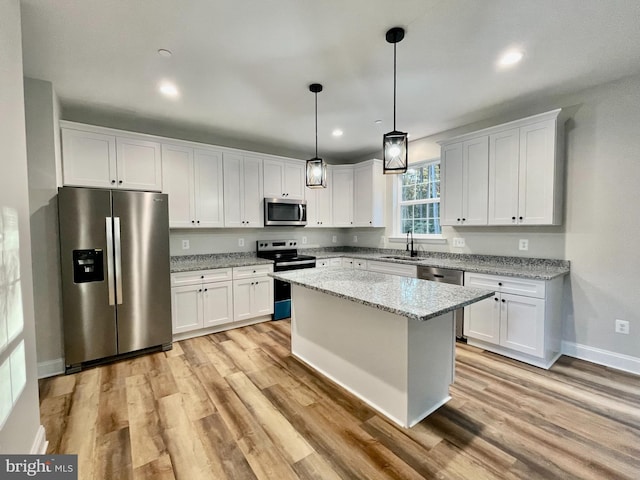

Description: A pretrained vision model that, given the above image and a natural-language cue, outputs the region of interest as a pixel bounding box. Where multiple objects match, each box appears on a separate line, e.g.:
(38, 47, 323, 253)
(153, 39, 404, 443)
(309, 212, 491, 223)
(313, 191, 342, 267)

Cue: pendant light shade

(306, 83, 327, 188)
(383, 27, 408, 175)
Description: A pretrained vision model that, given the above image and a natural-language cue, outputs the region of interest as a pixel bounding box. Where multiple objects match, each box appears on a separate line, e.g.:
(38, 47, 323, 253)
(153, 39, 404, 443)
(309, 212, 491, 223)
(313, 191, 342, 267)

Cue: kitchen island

(270, 268, 494, 427)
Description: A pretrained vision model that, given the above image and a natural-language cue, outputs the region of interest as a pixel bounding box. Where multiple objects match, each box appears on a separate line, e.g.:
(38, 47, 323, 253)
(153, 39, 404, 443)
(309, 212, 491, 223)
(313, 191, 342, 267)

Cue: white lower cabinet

(366, 260, 417, 278)
(171, 268, 233, 335)
(170, 264, 273, 339)
(232, 264, 274, 322)
(464, 272, 563, 368)
(316, 258, 342, 268)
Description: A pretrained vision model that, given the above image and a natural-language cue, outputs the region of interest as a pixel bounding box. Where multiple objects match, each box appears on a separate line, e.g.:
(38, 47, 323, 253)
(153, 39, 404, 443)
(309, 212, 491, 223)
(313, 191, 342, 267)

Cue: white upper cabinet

(263, 158, 305, 200)
(489, 116, 562, 225)
(306, 169, 333, 227)
(223, 153, 264, 227)
(162, 144, 224, 228)
(331, 166, 354, 227)
(442, 109, 564, 227)
(61, 123, 161, 191)
(353, 159, 385, 227)
(440, 136, 489, 226)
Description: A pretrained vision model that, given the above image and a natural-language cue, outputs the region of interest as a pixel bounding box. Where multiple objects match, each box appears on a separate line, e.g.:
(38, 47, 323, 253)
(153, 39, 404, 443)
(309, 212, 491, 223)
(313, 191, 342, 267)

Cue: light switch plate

(353, 235, 358, 243)
(181, 239, 190, 250)
(332, 235, 337, 243)
(519, 239, 529, 251)
(452, 237, 465, 248)
(238, 238, 245, 247)
(302, 236, 307, 244)
(615, 319, 630, 334)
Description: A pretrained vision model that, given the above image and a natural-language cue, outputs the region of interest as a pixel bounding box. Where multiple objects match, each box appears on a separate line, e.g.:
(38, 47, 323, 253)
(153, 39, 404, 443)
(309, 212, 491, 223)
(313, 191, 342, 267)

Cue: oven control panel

(257, 240, 298, 251)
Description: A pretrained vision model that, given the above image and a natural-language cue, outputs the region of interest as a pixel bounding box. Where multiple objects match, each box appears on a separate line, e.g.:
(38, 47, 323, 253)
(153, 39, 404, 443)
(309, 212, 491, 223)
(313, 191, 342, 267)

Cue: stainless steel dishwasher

(417, 266, 466, 341)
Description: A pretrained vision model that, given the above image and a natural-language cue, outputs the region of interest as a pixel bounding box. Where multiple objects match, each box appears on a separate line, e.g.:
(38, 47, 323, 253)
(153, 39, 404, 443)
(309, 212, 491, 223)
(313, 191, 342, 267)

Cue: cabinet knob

(457, 218, 461, 222)
(198, 289, 202, 292)
(369, 221, 372, 224)
(197, 220, 200, 224)
(494, 297, 499, 301)
(192, 220, 195, 224)
(204, 288, 208, 292)
(512, 216, 516, 220)
(253, 270, 256, 273)
(201, 275, 204, 279)
(498, 282, 502, 286)
(501, 299, 506, 303)
(519, 216, 523, 221)
(462, 218, 466, 221)
(111, 180, 116, 184)
(118, 180, 123, 184)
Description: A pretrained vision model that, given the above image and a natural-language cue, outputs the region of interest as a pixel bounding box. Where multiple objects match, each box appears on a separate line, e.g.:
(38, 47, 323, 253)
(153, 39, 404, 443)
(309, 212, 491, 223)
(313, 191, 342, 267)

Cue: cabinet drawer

(464, 272, 545, 299)
(233, 263, 274, 279)
(171, 268, 232, 287)
(367, 260, 417, 278)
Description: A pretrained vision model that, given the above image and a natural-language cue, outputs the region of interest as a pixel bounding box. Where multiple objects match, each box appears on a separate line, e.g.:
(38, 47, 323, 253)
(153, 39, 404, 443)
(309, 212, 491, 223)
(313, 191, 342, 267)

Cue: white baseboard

(30, 425, 48, 454)
(561, 341, 640, 376)
(37, 358, 65, 379)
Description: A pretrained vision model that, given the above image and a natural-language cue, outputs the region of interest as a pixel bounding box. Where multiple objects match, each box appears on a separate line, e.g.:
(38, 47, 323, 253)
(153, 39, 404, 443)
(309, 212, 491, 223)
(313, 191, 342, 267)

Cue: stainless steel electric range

(256, 240, 316, 320)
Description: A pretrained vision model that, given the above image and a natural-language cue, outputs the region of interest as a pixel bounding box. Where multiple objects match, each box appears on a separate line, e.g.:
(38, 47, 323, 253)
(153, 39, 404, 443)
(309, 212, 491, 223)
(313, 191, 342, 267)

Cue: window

(397, 161, 441, 236)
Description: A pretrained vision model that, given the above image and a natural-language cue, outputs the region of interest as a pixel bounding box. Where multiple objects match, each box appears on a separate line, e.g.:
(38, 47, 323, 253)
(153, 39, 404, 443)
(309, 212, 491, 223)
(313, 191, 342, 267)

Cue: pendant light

(306, 83, 327, 188)
(383, 27, 408, 174)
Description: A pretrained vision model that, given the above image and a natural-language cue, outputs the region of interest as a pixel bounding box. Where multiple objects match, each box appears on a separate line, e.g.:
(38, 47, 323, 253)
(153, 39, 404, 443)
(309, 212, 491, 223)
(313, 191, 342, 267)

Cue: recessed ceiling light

(332, 129, 343, 137)
(158, 49, 172, 58)
(159, 81, 179, 98)
(497, 49, 524, 68)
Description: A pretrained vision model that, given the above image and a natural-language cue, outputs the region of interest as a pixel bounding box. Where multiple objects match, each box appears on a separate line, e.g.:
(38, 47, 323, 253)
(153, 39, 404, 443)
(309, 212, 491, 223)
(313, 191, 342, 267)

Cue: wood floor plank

(40, 320, 640, 480)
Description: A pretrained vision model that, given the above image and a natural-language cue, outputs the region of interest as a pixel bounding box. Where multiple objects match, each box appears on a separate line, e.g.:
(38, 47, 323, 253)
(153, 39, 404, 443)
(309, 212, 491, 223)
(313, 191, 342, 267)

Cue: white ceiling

(20, 0, 640, 161)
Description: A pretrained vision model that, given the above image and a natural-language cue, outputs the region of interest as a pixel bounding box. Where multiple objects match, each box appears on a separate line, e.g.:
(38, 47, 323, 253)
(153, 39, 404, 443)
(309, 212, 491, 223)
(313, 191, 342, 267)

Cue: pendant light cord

(315, 91, 318, 158)
(393, 41, 397, 131)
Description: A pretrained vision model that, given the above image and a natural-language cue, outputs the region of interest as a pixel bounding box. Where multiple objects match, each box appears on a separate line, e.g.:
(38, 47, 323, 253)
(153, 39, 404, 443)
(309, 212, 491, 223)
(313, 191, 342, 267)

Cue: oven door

(264, 198, 307, 226)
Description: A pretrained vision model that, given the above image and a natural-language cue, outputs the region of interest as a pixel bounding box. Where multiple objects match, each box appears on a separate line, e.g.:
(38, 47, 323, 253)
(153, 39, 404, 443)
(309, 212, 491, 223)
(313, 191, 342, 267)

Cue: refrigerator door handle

(114, 216, 123, 305)
(106, 217, 116, 305)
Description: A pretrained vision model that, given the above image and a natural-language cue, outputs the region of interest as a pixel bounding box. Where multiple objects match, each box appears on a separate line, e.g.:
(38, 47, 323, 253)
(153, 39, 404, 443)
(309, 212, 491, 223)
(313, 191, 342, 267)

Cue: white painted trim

(30, 425, 48, 454)
(37, 358, 65, 379)
(388, 236, 447, 245)
(172, 316, 271, 342)
(561, 341, 640, 376)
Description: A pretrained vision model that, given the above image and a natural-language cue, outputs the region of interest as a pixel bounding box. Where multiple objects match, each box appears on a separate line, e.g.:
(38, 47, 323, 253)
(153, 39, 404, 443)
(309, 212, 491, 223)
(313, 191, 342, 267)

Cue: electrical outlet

(519, 239, 529, 251)
(181, 239, 190, 250)
(452, 237, 465, 248)
(615, 319, 630, 335)
(238, 238, 245, 247)
(353, 235, 358, 243)
(332, 235, 337, 243)
(302, 236, 307, 244)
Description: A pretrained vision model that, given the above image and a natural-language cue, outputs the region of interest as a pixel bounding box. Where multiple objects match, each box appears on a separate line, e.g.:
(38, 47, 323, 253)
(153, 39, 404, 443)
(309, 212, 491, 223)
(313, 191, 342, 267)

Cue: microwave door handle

(299, 204, 303, 221)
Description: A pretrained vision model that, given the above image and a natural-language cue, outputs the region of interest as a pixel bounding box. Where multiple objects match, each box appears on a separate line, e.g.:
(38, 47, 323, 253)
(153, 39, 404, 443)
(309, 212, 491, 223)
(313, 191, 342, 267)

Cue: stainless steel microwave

(264, 198, 307, 226)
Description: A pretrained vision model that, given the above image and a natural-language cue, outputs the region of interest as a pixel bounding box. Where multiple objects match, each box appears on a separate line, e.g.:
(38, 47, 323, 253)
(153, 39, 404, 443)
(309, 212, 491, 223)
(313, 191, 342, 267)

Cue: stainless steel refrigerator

(58, 187, 172, 373)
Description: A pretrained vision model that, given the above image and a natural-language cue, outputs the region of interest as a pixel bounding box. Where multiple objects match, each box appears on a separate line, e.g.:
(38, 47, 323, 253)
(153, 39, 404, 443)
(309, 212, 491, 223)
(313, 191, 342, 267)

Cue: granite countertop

(270, 268, 494, 321)
(307, 249, 570, 280)
(170, 254, 272, 273)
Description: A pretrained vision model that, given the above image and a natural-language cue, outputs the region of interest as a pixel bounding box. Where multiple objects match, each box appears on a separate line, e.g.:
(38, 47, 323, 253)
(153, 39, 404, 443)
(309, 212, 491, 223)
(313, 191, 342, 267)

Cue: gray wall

(24, 78, 64, 374)
(0, 0, 42, 453)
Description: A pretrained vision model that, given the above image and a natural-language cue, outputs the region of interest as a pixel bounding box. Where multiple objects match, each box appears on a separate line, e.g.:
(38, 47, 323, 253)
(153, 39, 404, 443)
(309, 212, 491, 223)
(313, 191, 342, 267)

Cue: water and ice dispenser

(72, 249, 104, 283)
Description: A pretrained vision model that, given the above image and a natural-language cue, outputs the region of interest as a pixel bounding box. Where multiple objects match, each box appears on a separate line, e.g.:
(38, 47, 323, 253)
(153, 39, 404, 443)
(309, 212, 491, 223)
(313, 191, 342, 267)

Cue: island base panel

(290, 285, 455, 428)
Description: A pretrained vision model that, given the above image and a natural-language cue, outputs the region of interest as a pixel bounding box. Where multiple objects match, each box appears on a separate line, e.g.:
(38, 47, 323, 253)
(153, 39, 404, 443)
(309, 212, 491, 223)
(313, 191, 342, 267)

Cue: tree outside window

(397, 161, 441, 235)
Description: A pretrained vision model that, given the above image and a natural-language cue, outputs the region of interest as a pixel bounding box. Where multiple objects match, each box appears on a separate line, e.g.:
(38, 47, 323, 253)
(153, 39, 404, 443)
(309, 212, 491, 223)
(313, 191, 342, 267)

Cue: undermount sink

(381, 255, 422, 262)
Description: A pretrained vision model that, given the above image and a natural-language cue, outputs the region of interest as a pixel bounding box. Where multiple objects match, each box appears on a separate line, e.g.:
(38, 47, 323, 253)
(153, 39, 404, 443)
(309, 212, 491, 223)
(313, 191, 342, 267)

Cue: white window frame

(388, 159, 446, 244)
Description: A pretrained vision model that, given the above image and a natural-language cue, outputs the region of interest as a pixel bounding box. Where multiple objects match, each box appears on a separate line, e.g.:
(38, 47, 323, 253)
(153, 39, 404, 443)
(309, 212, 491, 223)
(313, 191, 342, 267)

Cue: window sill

(388, 235, 447, 245)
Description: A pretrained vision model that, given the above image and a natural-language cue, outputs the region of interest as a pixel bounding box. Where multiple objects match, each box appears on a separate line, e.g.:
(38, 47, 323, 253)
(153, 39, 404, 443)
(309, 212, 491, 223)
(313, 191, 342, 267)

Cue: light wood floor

(40, 320, 640, 480)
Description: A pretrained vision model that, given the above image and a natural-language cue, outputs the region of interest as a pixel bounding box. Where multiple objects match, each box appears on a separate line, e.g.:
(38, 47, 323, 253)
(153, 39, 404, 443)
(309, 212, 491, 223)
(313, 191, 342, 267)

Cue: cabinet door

(331, 167, 354, 226)
(284, 161, 305, 200)
(195, 149, 224, 227)
(202, 281, 234, 327)
(162, 144, 195, 228)
(306, 188, 320, 226)
(440, 142, 463, 226)
(242, 156, 264, 227)
(342, 258, 355, 268)
(233, 279, 254, 321)
(263, 159, 285, 198)
(61, 128, 116, 188)
(171, 285, 201, 334)
(464, 295, 500, 344)
(253, 276, 274, 317)
(116, 137, 162, 191)
(353, 163, 373, 226)
(223, 153, 244, 227)
(316, 181, 333, 226)
(518, 120, 556, 225)
(499, 293, 545, 357)
(488, 129, 520, 225)
(461, 136, 489, 225)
